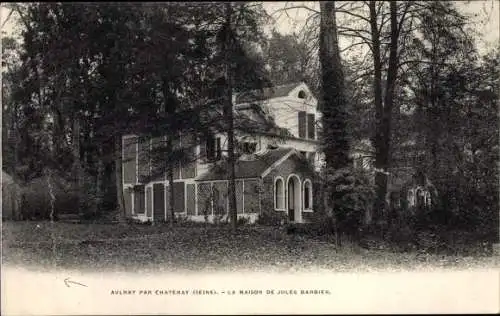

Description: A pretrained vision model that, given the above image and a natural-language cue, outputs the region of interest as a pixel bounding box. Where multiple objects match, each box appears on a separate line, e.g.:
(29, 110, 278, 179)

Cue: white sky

(263, 1, 499, 54)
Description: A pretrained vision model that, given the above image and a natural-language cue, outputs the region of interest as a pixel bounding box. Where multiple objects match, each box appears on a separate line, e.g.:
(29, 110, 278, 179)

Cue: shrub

(256, 210, 285, 226)
(237, 216, 250, 226)
(324, 167, 376, 240)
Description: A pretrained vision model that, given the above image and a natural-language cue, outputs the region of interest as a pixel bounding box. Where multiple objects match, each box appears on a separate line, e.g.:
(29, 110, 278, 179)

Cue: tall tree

(318, 1, 351, 245)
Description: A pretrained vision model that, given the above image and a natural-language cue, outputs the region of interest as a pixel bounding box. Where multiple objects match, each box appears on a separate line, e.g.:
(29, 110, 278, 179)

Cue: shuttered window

(199, 137, 207, 162)
(298, 111, 306, 138)
(186, 184, 196, 215)
(181, 134, 196, 179)
(123, 137, 137, 184)
(138, 136, 151, 183)
(133, 185, 145, 215)
(307, 113, 315, 139)
(173, 182, 185, 213)
(206, 135, 221, 161)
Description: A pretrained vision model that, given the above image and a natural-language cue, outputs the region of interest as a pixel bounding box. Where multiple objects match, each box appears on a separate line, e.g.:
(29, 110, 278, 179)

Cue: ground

(2, 221, 499, 273)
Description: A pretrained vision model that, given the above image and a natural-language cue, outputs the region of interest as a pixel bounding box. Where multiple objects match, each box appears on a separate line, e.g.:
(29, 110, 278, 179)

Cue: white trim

(302, 178, 313, 212)
(274, 176, 286, 211)
(131, 190, 135, 215)
(195, 182, 198, 216)
(242, 179, 245, 214)
(184, 182, 188, 215)
(136, 139, 139, 184)
(260, 149, 297, 178)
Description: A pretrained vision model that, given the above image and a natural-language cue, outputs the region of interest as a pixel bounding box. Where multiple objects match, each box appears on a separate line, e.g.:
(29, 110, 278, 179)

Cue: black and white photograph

(1, 1, 499, 314)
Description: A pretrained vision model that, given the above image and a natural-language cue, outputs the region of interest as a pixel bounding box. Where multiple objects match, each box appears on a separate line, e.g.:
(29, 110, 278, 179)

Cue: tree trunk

(72, 117, 83, 215)
(115, 135, 126, 224)
(319, 1, 349, 244)
(369, 0, 386, 225)
(224, 2, 238, 232)
(167, 137, 175, 227)
(319, 0, 350, 170)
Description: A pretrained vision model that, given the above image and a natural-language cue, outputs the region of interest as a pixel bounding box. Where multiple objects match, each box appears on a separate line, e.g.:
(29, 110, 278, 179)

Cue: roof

(196, 147, 296, 181)
(234, 103, 291, 136)
(234, 82, 303, 104)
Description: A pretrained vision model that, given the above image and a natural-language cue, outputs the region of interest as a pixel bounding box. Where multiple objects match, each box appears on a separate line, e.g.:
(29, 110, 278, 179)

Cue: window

(307, 113, 315, 139)
(354, 156, 363, 169)
(274, 177, 285, 210)
(407, 189, 415, 207)
(133, 185, 145, 215)
(307, 152, 316, 165)
(298, 90, 306, 99)
(242, 142, 257, 154)
(303, 180, 313, 210)
(416, 188, 425, 207)
(206, 135, 221, 161)
(425, 191, 432, 207)
(298, 111, 306, 138)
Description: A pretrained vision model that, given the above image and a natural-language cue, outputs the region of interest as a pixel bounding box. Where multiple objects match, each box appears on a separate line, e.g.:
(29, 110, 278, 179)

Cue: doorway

(287, 175, 301, 223)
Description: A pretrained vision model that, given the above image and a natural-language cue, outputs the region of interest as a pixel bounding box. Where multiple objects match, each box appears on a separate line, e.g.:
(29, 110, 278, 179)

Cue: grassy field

(2, 221, 499, 273)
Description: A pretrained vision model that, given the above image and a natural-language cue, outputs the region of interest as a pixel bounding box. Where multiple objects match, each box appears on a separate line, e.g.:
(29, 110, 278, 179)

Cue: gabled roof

(196, 147, 301, 181)
(234, 82, 303, 104)
(234, 103, 291, 136)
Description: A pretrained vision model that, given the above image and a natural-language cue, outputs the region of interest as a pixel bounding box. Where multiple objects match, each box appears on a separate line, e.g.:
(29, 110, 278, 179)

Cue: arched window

(303, 179, 313, 210)
(425, 191, 432, 207)
(407, 189, 415, 207)
(416, 188, 425, 207)
(298, 90, 307, 99)
(274, 177, 285, 210)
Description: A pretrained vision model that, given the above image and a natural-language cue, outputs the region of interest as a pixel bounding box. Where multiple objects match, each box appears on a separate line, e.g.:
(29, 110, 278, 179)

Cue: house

(121, 82, 324, 224)
(121, 81, 438, 225)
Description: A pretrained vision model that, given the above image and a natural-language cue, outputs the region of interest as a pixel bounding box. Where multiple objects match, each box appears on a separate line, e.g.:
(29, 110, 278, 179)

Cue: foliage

(3, 222, 498, 272)
(325, 167, 376, 239)
(261, 30, 319, 93)
(256, 211, 285, 227)
(236, 216, 251, 226)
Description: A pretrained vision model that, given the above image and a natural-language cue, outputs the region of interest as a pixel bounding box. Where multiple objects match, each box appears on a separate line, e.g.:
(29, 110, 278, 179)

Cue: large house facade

(121, 82, 326, 224)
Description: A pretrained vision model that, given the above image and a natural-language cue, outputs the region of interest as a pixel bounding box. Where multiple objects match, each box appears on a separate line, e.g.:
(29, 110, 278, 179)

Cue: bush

(256, 210, 286, 226)
(20, 174, 77, 220)
(324, 167, 376, 240)
(237, 216, 251, 226)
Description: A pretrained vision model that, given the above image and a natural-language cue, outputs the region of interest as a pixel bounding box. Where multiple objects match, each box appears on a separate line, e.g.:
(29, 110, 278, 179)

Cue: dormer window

(298, 90, 307, 99)
(206, 135, 221, 161)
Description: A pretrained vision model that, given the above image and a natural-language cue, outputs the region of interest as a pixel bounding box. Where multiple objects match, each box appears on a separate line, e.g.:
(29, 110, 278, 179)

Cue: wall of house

(192, 178, 262, 223)
(260, 83, 321, 140)
(262, 155, 315, 223)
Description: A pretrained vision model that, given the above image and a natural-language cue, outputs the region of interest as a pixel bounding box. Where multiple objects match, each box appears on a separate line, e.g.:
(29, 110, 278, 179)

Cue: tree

(188, 2, 270, 231)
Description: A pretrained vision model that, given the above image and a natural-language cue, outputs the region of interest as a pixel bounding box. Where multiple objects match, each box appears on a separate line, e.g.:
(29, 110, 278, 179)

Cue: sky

(262, 1, 499, 54)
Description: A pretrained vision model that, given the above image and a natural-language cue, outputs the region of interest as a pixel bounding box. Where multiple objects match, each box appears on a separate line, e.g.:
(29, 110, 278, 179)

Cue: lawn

(2, 221, 499, 273)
